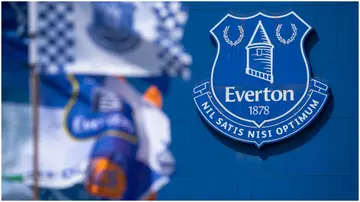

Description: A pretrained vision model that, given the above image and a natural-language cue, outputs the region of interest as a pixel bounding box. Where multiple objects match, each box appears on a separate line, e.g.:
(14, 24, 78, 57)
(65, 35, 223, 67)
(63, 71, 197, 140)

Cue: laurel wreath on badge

(223, 25, 244, 46)
(276, 24, 297, 45)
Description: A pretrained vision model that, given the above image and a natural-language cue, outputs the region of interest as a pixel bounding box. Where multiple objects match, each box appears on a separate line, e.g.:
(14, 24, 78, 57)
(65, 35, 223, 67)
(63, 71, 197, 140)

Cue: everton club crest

(193, 12, 330, 148)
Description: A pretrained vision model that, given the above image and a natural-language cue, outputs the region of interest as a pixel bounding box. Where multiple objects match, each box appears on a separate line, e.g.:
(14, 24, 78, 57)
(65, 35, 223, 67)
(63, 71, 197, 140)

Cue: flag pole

(30, 64, 40, 200)
(29, 2, 39, 199)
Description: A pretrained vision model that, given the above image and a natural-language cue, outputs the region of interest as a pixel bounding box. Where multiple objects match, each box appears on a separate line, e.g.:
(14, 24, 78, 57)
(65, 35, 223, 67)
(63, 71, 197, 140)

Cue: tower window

(256, 49, 263, 56)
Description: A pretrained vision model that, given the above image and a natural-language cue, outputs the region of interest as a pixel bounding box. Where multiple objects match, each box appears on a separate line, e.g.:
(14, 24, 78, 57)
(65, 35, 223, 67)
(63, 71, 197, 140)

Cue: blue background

(155, 2, 359, 200)
(2, 2, 359, 200)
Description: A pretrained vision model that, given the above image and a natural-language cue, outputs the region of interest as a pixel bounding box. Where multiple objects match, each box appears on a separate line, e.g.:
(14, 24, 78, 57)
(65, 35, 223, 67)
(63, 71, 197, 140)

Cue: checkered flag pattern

(33, 2, 192, 79)
(36, 2, 75, 74)
(151, 2, 192, 80)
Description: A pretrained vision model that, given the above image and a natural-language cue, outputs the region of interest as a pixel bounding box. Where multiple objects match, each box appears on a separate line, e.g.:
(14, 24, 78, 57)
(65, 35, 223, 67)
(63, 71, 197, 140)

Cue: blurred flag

(29, 2, 192, 79)
(4, 2, 184, 199)
(85, 84, 164, 199)
(2, 74, 175, 199)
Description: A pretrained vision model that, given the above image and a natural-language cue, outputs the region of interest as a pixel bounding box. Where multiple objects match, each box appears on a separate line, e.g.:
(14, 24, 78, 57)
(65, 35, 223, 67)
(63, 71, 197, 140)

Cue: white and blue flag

(3, 2, 192, 199)
(29, 2, 192, 79)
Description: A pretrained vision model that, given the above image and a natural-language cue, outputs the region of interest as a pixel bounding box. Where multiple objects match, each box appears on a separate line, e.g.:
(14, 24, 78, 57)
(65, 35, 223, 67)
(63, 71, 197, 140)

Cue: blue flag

(3, 74, 175, 199)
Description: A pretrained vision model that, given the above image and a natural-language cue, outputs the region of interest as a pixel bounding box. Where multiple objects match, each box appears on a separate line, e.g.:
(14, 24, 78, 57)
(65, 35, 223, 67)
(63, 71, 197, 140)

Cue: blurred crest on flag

(29, 2, 192, 79)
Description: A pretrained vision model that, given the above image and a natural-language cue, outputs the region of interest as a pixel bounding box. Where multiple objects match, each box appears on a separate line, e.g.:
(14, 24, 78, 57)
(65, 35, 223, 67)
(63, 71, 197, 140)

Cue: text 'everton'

(225, 87, 295, 102)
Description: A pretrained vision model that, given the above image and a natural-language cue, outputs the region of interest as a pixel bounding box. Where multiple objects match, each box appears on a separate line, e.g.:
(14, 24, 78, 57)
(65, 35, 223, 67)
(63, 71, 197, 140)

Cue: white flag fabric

(29, 2, 192, 79)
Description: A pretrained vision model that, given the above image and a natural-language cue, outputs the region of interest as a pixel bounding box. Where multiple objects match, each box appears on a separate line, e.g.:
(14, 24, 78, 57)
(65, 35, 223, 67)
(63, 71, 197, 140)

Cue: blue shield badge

(193, 12, 330, 148)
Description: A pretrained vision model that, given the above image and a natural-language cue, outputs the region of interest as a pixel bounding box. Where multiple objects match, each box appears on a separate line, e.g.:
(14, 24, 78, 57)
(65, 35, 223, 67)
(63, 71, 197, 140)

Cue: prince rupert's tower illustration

(246, 21, 274, 83)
